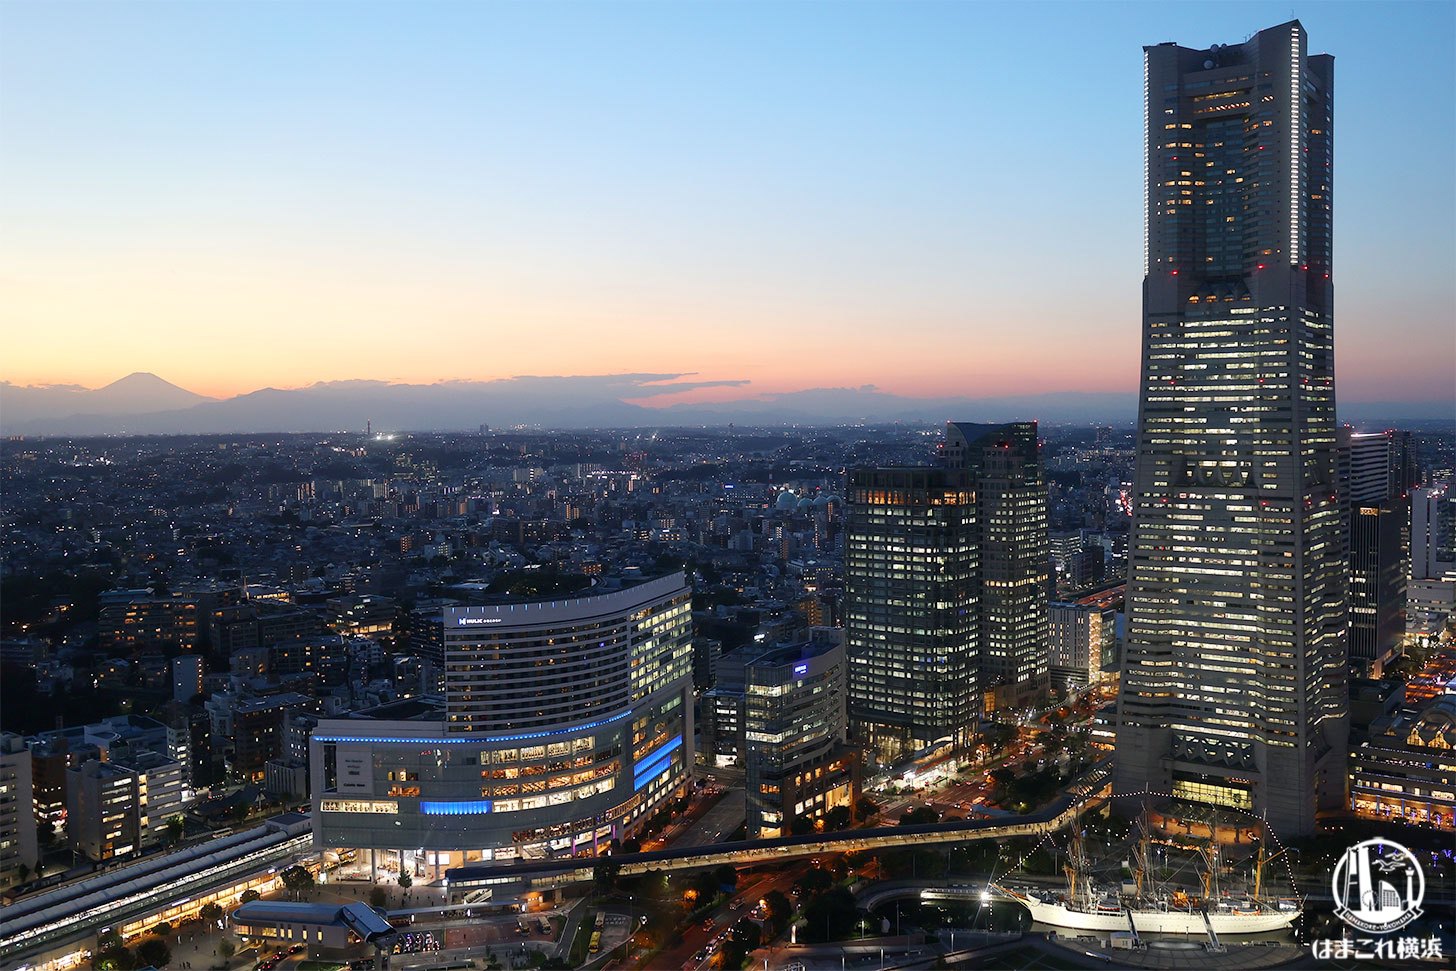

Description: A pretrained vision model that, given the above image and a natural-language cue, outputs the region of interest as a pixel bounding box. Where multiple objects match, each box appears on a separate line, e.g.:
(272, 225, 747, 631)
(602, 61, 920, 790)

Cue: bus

(589, 931, 601, 954)
(537, 915, 552, 935)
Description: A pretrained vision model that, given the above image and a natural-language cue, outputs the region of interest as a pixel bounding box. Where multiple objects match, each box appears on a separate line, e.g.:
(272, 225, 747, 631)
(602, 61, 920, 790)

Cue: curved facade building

(309, 574, 693, 868)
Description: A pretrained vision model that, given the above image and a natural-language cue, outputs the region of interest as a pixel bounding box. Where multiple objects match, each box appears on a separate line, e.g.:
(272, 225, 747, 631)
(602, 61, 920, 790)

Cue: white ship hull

(1009, 893, 1298, 935)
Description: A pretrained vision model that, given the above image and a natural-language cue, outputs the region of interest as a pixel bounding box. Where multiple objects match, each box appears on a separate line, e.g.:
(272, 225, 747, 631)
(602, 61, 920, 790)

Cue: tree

(795, 868, 833, 896)
(135, 937, 171, 969)
(824, 805, 853, 831)
(218, 938, 235, 962)
(801, 887, 859, 943)
(854, 796, 880, 821)
(149, 921, 172, 938)
(689, 868, 719, 904)
(282, 864, 315, 899)
(93, 945, 134, 971)
(719, 917, 762, 968)
(97, 930, 125, 952)
(593, 858, 620, 893)
(899, 806, 939, 826)
(16, 862, 29, 884)
(762, 889, 793, 936)
(199, 902, 223, 927)
(982, 722, 1016, 751)
(398, 869, 412, 889)
(789, 813, 817, 836)
(239, 889, 261, 905)
(713, 864, 738, 892)
(369, 886, 388, 909)
(620, 837, 643, 854)
(165, 815, 185, 844)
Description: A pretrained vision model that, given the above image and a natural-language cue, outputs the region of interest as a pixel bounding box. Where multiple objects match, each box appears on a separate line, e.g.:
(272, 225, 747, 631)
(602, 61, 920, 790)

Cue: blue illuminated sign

(632, 735, 683, 791)
(793, 663, 808, 676)
(420, 800, 492, 816)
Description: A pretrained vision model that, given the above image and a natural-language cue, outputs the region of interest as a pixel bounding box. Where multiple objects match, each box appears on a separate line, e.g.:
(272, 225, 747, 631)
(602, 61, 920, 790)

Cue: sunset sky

(2, 1, 1452, 407)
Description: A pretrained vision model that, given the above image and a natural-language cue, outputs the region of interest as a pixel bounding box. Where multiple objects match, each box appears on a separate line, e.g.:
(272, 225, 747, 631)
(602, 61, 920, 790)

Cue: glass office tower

(1115, 21, 1348, 837)
(845, 468, 979, 764)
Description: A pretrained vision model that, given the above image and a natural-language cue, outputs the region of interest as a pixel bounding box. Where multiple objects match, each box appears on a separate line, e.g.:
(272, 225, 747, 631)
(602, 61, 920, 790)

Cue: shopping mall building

(309, 573, 693, 876)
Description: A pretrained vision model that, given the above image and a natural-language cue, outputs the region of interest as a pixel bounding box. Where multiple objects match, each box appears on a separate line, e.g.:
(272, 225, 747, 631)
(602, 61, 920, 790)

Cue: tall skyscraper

(1115, 21, 1347, 836)
(946, 421, 1050, 710)
(845, 468, 979, 763)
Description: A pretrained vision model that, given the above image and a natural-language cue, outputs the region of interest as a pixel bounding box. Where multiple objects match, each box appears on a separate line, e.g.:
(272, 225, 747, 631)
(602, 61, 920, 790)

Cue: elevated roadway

(447, 764, 1111, 896)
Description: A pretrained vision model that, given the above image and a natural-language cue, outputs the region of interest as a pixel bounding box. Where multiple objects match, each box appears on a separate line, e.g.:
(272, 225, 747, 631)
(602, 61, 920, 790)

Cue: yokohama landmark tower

(1114, 21, 1348, 837)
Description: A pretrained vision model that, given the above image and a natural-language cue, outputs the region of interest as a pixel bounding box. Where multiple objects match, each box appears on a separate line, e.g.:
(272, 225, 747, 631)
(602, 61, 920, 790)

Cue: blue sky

(1, 0, 1451, 405)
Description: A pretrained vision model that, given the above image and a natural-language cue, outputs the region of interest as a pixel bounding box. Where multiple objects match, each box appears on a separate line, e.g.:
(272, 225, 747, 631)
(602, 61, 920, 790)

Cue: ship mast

(1197, 841, 1217, 901)
(1065, 820, 1084, 905)
(1253, 841, 1286, 902)
(1131, 807, 1151, 898)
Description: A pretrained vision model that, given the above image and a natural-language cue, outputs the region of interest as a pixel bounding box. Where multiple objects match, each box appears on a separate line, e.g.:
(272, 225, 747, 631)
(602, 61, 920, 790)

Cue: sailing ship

(994, 812, 1300, 934)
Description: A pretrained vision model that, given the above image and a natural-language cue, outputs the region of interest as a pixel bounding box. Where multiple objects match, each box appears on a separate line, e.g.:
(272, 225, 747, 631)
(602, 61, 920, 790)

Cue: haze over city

(3, 0, 1453, 426)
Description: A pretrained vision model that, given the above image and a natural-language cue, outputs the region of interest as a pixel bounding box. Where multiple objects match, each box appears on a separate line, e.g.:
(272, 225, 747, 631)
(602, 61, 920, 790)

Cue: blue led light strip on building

(313, 708, 633, 746)
(632, 735, 683, 791)
(420, 799, 493, 816)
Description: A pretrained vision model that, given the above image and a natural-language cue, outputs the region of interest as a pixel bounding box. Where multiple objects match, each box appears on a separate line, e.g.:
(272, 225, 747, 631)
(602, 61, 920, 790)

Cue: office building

(231, 695, 303, 779)
(845, 468, 979, 764)
(1347, 502, 1405, 676)
(701, 649, 749, 768)
(1411, 485, 1455, 582)
(399, 599, 453, 694)
(1048, 602, 1116, 693)
(1115, 21, 1347, 837)
(946, 421, 1050, 711)
(1338, 429, 1409, 675)
(1409, 485, 1456, 638)
(1339, 430, 1394, 506)
(28, 739, 70, 841)
(0, 734, 38, 889)
(309, 574, 693, 871)
(743, 636, 859, 839)
(1050, 531, 1106, 597)
(65, 750, 187, 862)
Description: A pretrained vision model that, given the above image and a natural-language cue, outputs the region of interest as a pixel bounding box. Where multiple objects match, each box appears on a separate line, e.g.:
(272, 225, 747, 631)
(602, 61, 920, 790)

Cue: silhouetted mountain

(0, 373, 1449, 434)
(657, 387, 1138, 425)
(0, 372, 213, 426)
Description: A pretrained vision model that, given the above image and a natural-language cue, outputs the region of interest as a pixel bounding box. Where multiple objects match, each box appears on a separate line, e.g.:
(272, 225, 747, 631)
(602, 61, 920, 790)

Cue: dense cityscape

(2, 8, 1455, 971)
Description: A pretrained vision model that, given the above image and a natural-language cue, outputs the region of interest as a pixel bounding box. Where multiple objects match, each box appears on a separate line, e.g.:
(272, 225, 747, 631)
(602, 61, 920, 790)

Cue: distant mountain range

(1, 373, 1451, 434)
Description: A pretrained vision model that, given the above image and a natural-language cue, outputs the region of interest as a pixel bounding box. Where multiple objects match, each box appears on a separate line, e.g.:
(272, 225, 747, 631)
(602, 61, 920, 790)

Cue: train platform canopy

(232, 901, 396, 947)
